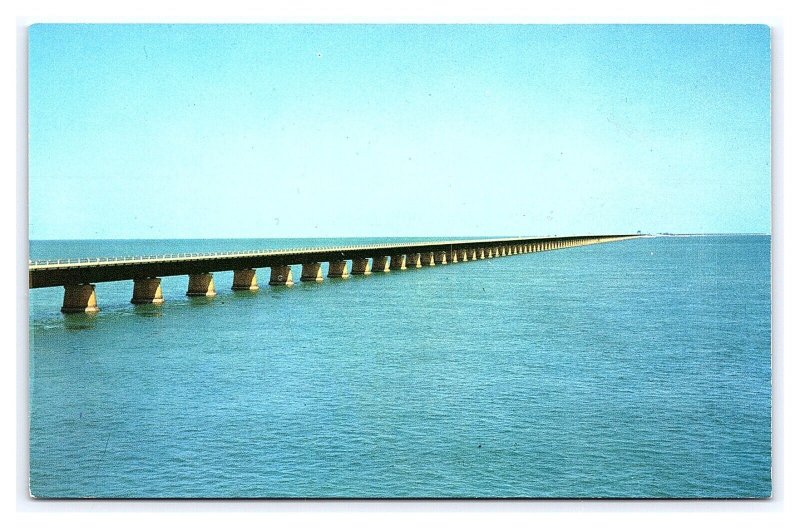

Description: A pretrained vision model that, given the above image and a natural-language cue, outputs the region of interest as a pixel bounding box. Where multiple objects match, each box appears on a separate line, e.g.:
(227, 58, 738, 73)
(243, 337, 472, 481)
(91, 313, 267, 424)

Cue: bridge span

(29, 235, 640, 313)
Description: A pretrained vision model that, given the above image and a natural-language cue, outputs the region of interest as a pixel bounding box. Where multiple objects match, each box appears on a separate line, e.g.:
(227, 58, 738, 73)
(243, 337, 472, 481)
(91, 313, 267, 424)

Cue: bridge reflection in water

(28, 235, 640, 313)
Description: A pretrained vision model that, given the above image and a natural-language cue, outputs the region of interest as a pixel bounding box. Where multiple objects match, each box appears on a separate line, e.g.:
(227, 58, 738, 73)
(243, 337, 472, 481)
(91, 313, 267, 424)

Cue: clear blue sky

(28, 24, 771, 239)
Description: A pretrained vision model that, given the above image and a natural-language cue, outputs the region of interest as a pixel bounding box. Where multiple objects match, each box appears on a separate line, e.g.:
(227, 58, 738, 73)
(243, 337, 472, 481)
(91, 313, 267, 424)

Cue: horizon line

(27, 232, 771, 242)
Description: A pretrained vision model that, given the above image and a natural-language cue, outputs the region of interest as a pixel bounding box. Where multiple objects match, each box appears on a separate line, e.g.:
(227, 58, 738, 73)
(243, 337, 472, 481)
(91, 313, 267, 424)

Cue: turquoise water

(28, 235, 772, 498)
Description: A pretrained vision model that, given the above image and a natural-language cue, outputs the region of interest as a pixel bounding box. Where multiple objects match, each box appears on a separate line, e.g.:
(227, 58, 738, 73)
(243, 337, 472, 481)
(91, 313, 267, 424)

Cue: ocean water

(28, 235, 772, 498)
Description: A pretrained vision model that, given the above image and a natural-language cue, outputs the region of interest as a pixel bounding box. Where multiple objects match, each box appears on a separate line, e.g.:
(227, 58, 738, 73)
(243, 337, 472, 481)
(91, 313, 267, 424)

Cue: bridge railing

(26, 241, 430, 267)
(27, 237, 552, 267)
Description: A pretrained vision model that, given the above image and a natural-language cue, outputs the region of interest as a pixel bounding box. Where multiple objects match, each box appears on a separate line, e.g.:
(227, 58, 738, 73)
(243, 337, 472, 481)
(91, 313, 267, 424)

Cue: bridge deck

(29, 235, 638, 288)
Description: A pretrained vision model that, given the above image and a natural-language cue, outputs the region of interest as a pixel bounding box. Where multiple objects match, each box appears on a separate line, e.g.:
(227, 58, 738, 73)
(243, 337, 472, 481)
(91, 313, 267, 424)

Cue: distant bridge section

(29, 235, 640, 313)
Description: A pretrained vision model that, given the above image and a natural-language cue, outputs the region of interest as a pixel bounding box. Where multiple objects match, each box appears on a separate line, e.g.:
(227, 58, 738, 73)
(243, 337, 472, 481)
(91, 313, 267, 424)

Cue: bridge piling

(434, 251, 448, 265)
(421, 252, 435, 266)
(372, 256, 390, 273)
(327, 260, 349, 279)
(132, 277, 165, 304)
(406, 253, 422, 268)
(350, 258, 371, 275)
(232, 269, 259, 291)
(61, 284, 99, 314)
(187, 273, 216, 297)
(269, 265, 294, 286)
(390, 255, 407, 270)
(301, 263, 323, 282)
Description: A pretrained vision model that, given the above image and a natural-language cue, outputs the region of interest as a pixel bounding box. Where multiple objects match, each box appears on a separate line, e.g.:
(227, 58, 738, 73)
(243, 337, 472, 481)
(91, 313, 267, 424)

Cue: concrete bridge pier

(350, 257, 371, 275)
(434, 251, 448, 265)
(389, 254, 407, 270)
(450, 249, 459, 263)
(232, 269, 259, 291)
(269, 265, 294, 286)
(327, 260, 349, 278)
(372, 256, 390, 273)
(478, 248, 485, 259)
(132, 277, 165, 304)
(469, 249, 477, 260)
(406, 253, 422, 268)
(187, 273, 216, 297)
(421, 252, 435, 266)
(458, 249, 468, 262)
(301, 262, 324, 282)
(61, 284, 100, 314)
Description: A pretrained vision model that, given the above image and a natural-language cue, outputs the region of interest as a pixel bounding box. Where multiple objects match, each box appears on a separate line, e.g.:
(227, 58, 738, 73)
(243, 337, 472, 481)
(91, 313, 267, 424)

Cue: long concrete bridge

(29, 235, 640, 313)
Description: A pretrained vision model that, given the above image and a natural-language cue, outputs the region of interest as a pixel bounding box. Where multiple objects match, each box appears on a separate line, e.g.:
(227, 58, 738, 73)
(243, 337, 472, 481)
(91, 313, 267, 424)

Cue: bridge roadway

(29, 235, 640, 313)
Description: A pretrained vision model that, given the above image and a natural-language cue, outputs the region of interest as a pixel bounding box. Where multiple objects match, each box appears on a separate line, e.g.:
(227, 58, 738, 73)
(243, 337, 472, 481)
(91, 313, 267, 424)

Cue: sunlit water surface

(29, 236, 771, 498)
